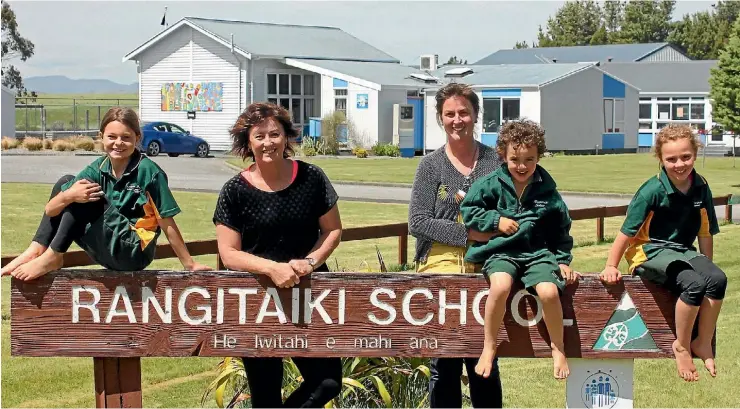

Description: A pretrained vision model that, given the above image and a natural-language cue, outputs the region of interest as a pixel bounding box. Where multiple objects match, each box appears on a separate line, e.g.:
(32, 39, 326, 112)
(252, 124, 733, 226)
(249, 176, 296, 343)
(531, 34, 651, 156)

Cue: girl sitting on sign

(1, 107, 211, 280)
(600, 124, 727, 382)
(213, 102, 343, 407)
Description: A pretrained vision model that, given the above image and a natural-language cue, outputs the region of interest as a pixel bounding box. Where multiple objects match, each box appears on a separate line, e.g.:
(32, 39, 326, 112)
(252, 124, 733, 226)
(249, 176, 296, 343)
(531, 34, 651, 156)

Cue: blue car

(141, 121, 210, 158)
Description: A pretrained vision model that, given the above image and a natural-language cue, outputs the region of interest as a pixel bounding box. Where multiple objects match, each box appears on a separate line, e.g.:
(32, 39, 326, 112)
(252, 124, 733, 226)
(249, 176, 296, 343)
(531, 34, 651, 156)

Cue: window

(482, 97, 519, 133)
(483, 98, 501, 133)
(266, 73, 315, 128)
(639, 103, 652, 120)
(335, 89, 348, 116)
(279, 74, 289, 95)
(672, 103, 690, 120)
(603, 98, 625, 133)
(657, 103, 671, 120)
(639, 122, 652, 130)
(691, 103, 705, 120)
(502, 99, 520, 121)
(291, 75, 302, 96)
(170, 124, 187, 134)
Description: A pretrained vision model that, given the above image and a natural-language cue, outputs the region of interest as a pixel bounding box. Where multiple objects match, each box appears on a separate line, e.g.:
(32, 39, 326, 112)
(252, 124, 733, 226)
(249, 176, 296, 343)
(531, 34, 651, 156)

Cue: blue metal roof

(474, 43, 674, 65)
(187, 17, 399, 62)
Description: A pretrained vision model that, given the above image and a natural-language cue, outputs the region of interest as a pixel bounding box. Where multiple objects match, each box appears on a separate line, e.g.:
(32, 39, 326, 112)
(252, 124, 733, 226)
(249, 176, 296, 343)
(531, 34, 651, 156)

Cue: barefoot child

(1, 107, 211, 280)
(600, 124, 726, 382)
(460, 119, 578, 380)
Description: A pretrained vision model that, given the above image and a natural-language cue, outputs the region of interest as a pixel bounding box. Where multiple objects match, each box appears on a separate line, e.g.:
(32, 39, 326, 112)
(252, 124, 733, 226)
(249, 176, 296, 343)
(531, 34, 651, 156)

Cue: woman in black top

(213, 102, 343, 408)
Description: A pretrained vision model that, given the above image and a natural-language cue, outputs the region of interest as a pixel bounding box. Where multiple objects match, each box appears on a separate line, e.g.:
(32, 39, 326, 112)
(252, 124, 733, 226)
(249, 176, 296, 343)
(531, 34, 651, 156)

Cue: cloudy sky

(8, 0, 714, 84)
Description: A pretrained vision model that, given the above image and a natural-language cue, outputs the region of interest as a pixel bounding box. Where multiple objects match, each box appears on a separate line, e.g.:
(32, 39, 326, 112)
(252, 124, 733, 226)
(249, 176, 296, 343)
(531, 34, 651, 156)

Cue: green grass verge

(2, 183, 739, 407)
(227, 154, 740, 196)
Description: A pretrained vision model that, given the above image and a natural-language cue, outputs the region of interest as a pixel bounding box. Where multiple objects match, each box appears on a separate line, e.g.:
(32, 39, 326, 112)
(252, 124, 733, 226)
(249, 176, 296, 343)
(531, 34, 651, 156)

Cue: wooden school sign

(11, 271, 679, 359)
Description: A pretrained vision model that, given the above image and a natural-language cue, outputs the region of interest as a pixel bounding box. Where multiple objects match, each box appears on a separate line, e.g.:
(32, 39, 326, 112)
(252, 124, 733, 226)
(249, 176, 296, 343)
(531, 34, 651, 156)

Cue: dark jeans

(666, 255, 727, 307)
(242, 357, 342, 408)
(32, 175, 107, 253)
(429, 357, 503, 408)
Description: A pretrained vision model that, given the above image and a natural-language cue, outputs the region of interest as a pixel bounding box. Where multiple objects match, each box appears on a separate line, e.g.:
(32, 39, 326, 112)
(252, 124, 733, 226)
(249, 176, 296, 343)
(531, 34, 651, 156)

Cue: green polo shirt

(621, 167, 719, 272)
(62, 150, 180, 249)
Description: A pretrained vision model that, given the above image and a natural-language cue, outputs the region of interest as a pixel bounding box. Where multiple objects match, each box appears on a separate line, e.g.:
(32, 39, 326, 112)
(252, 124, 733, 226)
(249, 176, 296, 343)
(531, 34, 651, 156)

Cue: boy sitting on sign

(460, 119, 579, 380)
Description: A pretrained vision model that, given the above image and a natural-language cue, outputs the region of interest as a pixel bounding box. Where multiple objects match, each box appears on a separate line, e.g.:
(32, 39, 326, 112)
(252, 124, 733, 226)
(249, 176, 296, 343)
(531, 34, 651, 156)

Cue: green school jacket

(460, 165, 573, 265)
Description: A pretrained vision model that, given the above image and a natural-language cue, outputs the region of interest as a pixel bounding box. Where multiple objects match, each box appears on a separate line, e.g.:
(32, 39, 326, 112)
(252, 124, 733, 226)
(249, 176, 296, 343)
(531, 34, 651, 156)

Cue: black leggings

(429, 357, 503, 408)
(32, 175, 107, 253)
(242, 357, 342, 408)
(667, 255, 727, 307)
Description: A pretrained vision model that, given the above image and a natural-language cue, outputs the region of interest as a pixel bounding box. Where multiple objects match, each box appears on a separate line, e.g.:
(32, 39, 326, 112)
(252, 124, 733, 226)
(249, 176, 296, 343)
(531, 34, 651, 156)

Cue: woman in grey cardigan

(408, 83, 503, 408)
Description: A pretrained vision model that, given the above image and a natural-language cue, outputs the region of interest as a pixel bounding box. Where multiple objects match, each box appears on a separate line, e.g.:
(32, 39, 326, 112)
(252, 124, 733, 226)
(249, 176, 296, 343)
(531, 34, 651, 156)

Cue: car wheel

(147, 141, 161, 157)
(167, 153, 180, 157)
(196, 142, 209, 158)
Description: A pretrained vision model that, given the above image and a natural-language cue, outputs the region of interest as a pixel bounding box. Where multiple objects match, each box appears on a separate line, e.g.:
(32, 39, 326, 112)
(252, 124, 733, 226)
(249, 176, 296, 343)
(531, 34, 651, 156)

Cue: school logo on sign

(582, 371, 619, 408)
(593, 293, 658, 351)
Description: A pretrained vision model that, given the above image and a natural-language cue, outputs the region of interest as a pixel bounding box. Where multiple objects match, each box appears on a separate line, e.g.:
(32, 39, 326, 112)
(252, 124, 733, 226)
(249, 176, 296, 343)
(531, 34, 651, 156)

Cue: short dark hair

(230, 102, 297, 160)
(496, 119, 547, 159)
(434, 82, 480, 127)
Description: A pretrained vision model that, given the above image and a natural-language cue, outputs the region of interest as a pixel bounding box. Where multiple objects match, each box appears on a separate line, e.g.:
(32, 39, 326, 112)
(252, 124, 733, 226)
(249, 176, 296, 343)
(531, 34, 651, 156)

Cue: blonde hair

(653, 124, 702, 161)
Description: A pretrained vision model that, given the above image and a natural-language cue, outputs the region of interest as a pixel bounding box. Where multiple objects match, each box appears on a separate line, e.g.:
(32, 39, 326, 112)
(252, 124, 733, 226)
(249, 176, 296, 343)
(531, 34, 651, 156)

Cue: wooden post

(217, 254, 225, 270)
(725, 195, 733, 224)
(94, 357, 142, 408)
(398, 234, 408, 267)
(596, 216, 605, 243)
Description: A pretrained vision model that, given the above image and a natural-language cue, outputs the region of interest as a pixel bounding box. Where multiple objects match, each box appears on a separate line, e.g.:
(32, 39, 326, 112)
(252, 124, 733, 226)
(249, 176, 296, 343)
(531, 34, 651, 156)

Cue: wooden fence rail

(2, 195, 733, 270)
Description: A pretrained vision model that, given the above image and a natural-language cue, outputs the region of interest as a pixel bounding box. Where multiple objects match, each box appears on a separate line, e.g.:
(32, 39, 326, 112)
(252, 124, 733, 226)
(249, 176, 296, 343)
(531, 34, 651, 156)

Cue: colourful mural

(161, 82, 223, 112)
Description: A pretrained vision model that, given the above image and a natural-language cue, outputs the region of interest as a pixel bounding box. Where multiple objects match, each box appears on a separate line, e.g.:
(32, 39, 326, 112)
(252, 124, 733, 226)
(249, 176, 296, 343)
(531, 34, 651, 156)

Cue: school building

(122, 17, 425, 151)
(123, 21, 724, 155)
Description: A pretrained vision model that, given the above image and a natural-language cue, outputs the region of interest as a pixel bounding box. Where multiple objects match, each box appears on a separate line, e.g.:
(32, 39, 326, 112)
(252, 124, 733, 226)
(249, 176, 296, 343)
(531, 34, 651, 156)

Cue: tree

(445, 56, 464, 65)
(709, 18, 740, 166)
(590, 25, 609, 45)
(537, 0, 603, 47)
(514, 41, 530, 49)
(620, 0, 675, 43)
(1, 1, 34, 91)
(603, 0, 625, 42)
(667, 1, 740, 60)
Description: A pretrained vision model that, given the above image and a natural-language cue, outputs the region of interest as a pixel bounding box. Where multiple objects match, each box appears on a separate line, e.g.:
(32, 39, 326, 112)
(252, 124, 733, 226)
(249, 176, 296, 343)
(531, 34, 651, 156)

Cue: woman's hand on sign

(559, 264, 581, 285)
(599, 265, 623, 284)
(498, 217, 519, 235)
(66, 179, 104, 203)
(468, 229, 495, 242)
(269, 263, 301, 288)
(289, 259, 313, 276)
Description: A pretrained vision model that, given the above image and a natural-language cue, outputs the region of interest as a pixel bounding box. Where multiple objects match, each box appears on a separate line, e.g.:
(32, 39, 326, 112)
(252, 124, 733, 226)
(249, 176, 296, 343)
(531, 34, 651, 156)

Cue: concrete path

(1, 154, 736, 220)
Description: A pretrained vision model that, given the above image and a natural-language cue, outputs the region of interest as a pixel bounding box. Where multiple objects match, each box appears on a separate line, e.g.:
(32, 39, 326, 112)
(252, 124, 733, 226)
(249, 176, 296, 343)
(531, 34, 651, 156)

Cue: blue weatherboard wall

(481, 133, 498, 147)
(407, 97, 425, 151)
(602, 74, 625, 98)
(602, 133, 625, 149)
(482, 88, 521, 98)
(638, 133, 653, 147)
(333, 78, 348, 88)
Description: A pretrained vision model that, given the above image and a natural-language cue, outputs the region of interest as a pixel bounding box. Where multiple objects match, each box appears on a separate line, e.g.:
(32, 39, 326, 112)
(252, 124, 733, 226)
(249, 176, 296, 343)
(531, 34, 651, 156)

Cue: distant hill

(24, 76, 138, 94)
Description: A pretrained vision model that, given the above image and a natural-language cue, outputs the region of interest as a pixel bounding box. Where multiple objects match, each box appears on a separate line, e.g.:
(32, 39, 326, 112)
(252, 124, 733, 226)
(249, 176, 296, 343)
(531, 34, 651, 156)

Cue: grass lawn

(2, 183, 739, 407)
(227, 154, 740, 196)
(15, 93, 138, 132)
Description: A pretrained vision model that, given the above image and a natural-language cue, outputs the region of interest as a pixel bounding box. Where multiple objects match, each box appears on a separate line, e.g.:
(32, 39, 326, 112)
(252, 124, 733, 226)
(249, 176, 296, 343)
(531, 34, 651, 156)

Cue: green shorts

(633, 248, 701, 286)
(77, 204, 156, 271)
(482, 252, 565, 293)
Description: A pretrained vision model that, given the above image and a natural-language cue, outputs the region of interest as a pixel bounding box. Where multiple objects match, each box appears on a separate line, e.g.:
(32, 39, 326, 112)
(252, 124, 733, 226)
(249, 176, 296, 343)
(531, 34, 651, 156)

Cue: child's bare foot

(475, 347, 497, 378)
(12, 249, 63, 281)
(673, 339, 699, 382)
(552, 347, 570, 379)
(691, 338, 716, 377)
(1, 242, 46, 276)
